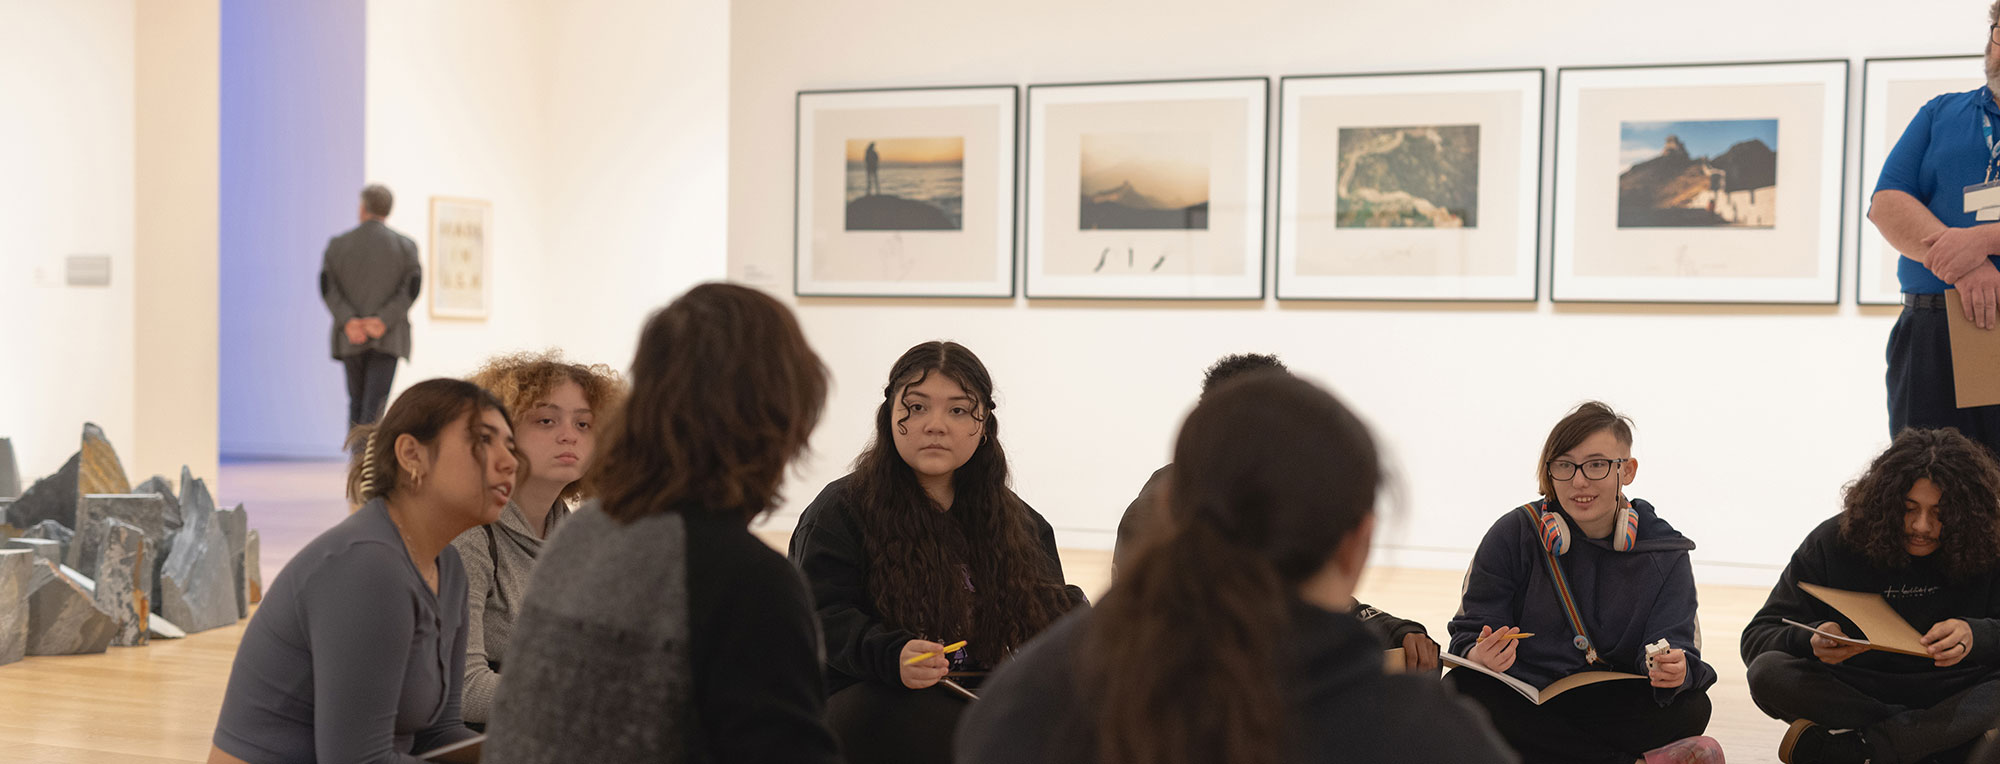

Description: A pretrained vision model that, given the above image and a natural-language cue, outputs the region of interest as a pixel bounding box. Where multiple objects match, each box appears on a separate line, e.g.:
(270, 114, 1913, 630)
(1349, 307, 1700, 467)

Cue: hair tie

(360, 431, 381, 500)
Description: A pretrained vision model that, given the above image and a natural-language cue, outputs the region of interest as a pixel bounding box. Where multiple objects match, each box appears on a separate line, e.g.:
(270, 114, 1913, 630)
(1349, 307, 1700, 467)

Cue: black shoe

(1780, 719, 1873, 764)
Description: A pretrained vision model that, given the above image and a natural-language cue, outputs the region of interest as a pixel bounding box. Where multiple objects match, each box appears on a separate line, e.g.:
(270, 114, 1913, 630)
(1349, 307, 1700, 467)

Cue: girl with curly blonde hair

(452, 349, 625, 726)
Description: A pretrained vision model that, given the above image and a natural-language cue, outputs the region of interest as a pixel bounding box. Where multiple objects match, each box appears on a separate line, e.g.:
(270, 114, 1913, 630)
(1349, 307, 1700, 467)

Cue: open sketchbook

(1784, 582, 1931, 657)
(1440, 653, 1646, 705)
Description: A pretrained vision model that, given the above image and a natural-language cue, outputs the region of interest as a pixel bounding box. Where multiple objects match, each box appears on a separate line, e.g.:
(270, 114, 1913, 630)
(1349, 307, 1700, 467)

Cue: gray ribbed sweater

(448, 499, 567, 724)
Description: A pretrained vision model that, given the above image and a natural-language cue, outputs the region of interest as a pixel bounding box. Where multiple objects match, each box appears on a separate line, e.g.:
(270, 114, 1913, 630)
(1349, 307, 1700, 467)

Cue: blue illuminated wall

(219, 0, 365, 460)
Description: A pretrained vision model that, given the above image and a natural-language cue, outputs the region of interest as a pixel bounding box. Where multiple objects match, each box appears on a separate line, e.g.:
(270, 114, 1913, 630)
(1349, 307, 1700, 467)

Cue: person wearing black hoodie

(957, 372, 1514, 764)
(1742, 428, 2000, 764)
(1112, 353, 1442, 672)
(1447, 402, 1721, 764)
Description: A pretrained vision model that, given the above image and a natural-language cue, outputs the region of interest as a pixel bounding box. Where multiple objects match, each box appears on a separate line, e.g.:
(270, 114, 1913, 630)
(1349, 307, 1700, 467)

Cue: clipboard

(1945, 290, 2000, 408)
(1795, 582, 1932, 657)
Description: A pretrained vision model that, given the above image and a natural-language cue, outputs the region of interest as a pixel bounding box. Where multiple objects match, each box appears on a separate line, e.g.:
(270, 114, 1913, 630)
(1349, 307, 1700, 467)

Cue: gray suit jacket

(320, 219, 421, 360)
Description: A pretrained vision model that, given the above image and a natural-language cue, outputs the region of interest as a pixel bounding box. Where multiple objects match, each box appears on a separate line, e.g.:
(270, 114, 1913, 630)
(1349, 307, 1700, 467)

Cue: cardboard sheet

(1946, 289, 2000, 408)
(1798, 582, 1932, 657)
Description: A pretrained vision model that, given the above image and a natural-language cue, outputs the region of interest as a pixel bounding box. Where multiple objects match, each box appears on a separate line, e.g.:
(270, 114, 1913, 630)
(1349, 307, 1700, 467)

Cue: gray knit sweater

(448, 499, 567, 724)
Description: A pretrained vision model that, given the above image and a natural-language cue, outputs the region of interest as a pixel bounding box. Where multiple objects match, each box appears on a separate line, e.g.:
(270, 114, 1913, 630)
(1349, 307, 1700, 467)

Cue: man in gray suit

(320, 183, 421, 437)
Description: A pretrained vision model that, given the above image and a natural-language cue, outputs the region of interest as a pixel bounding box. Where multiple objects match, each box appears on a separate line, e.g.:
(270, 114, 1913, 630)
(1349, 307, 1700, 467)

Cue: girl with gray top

(484, 283, 840, 764)
(451, 351, 625, 725)
(210, 379, 519, 764)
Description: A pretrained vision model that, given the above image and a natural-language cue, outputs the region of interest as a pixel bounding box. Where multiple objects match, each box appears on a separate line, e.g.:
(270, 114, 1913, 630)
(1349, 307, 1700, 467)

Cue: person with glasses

(1447, 401, 1721, 764)
(1742, 428, 2000, 764)
(1867, 1, 2000, 457)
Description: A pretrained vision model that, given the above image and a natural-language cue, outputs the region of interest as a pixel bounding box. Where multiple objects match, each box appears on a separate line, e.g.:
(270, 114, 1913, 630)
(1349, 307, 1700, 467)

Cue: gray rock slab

(25, 557, 114, 655)
(159, 496, 236, 633)
(159, 469, 221, 619)
(0, 437, 19, 499)
(70, 494, 169, 585)
(5, 537, 61, 566)
(245, 529, 263, 605)
(178, 467, 215, 523)
(93, 519, 147, 647)
(22, 519, 75, 566)
(0, 549, 33, 665)
(76, 423, 130, 499)
(7, 453, 80, 530)
(133, 474, 182, 534)
(217, 504, 248, 618)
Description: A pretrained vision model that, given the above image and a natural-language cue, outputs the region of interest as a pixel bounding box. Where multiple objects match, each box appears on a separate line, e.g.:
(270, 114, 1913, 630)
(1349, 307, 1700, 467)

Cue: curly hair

(848, 341, 1076, 667)
(1200, 353, 1286, 397)
(469, 349, 627, 503)
(1840, 428, 2000, 582)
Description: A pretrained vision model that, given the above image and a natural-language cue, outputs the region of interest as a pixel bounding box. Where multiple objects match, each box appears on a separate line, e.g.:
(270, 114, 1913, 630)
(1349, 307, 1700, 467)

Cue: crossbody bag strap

(1517, 504, 1605, 667)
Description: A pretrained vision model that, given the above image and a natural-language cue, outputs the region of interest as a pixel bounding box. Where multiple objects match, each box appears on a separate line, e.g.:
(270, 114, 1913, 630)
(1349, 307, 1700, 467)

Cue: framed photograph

(1277, 68, 1543, 301)
(428, 197, 491, 320)
(794, 86, 1017, 298)
(1858, 56, 1983, 305)
(1025, 78, 1267, 299)
(1552, 60, 1848, 303)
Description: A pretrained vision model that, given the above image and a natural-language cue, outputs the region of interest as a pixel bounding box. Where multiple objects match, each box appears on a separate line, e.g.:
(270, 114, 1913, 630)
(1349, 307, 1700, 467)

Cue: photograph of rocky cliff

(1078, 131, 1211, 230)
(1617, 119, 1777, 228)
(1335, 125, 1479, 228)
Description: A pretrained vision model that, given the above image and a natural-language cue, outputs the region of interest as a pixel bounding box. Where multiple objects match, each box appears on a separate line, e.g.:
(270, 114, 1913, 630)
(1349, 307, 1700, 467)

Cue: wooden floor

(0, 460, 1792, 763)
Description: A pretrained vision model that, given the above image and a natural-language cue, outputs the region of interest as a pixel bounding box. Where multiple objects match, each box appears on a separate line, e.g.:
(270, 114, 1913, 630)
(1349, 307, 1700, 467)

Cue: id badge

(1965, 180, 2000, 220)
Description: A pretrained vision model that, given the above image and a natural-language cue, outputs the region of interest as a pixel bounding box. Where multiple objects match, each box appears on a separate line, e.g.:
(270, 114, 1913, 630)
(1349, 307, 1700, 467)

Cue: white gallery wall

(728, 0, 1994, 584)
(366, 0, 732, 395)
(0, 1, 138, 480)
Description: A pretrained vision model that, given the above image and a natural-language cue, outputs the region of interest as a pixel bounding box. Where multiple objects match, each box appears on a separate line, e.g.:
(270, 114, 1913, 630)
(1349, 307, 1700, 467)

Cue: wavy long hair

(588, 283, 828, 524)
(848, 341, 1073, 666)
(1841, 427, 2000, 581)
(1085, 372, 1380, 764)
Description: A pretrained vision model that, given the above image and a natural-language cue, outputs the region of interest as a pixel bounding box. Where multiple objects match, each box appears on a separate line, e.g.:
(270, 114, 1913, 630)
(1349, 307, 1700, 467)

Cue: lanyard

(1984, 113, 2000, 184)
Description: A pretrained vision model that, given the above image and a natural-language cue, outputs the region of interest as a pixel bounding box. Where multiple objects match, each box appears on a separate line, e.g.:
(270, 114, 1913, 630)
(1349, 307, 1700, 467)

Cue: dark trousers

(824, 682, 966, 764)
(1887, 304, 2000, 455)
(1448, 668, 1711, 764)
(343, 350, 398, 433)
(1747, 651, 2000, 764)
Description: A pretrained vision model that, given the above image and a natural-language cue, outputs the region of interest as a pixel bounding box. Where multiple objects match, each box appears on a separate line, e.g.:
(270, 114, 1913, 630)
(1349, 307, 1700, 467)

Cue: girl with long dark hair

(789, 340, 1086, 764)
(955, 371, 1513, 764)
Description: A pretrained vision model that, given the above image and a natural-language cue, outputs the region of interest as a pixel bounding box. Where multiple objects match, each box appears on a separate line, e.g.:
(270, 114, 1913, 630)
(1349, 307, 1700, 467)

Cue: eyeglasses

(1547, 458, 1629, 481)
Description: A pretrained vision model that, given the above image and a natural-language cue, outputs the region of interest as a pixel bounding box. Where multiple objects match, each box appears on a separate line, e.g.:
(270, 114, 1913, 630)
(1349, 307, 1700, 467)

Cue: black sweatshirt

(955, 600, 1518, 764)
(1741, 515, 2000, 678)
(788, 475, 1088, 694)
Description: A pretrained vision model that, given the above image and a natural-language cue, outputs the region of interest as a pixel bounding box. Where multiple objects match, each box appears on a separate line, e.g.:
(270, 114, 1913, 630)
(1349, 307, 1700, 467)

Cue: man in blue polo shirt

(1869, 2, 2000, 457)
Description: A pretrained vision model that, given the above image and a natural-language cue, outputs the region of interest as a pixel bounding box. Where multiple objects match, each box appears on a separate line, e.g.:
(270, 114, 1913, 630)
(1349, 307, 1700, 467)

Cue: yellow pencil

(1475, 632, 1535, 644)
(904, 640, 968, 666)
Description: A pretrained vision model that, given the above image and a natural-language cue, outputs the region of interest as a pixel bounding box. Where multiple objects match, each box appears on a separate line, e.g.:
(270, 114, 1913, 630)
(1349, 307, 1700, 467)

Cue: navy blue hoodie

(1448, 498, 1717, 705)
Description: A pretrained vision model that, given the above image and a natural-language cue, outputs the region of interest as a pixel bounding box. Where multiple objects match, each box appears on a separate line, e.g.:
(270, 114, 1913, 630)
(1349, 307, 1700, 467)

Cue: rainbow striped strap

(1519, 503, 1603, 666)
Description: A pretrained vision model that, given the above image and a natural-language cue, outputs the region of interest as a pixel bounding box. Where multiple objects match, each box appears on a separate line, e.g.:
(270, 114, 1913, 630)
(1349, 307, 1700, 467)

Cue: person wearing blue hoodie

(1742, 427, 2000, 764)
(1448, 401, 1721, 764)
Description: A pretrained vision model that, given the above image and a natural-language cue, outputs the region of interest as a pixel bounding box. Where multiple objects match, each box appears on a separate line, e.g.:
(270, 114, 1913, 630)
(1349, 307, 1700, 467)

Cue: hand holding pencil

(898, 639, 958, 690)
(1468, 625, 1524, 672)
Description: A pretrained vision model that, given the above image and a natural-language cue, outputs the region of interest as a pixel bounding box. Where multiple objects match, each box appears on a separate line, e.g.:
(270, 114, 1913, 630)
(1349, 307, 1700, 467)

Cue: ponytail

(344, 426, 386, 505)
(1085, 517, 1288, 764)
(1081, 371, 1379, 764)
